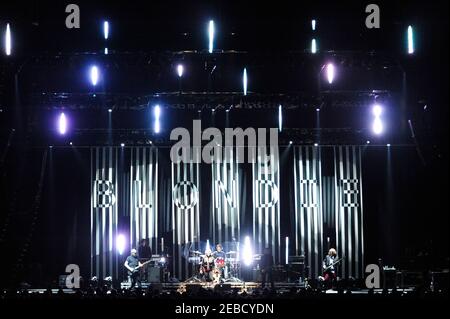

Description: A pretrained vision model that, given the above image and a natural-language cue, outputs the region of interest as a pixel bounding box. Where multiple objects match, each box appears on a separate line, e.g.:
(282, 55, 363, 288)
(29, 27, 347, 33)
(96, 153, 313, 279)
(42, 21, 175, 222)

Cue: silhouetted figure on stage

(124, 249, 142, 289)
(260, 247, 274, 289)
(138, 238, 152, 259)
(138, 238, 152, 280)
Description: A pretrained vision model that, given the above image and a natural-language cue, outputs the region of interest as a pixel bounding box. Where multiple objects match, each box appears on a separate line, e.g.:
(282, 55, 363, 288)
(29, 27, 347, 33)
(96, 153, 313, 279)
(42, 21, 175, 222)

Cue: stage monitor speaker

(214, 284, 232, 293)
(58, 275, 67, 288)
(147, 267, 162, 283)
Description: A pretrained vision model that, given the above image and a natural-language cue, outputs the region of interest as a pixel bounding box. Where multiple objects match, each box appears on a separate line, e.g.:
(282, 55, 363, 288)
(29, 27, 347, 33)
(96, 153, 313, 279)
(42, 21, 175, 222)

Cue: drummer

(213, 244, 226, 260)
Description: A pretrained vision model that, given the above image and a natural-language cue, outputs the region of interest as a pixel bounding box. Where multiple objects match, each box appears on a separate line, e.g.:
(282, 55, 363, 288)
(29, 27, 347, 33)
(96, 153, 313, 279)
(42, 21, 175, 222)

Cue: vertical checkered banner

(130, 147, 159, 254)
(211, 148, 240, 245)
(171, 152, 201, 280)
(293, 146, 324, 278)
(334, 146, 364, 279)
(91, 147, 119, 280)
(252, 146, 281, 262)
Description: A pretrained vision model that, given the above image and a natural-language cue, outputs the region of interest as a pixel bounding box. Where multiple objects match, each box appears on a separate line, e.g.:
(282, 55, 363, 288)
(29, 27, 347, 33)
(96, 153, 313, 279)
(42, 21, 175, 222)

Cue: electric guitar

(323, 257, 344, 273)
(127, 260, 151, 275)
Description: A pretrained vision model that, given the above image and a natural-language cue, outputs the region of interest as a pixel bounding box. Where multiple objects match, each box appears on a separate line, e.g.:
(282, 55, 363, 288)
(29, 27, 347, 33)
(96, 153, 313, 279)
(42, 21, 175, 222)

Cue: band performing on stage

(123, 240, 344, 290)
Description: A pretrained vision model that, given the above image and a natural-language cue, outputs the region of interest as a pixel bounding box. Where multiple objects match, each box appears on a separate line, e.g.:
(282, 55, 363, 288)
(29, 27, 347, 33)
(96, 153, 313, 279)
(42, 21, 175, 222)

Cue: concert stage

(0, 2, 448, 316)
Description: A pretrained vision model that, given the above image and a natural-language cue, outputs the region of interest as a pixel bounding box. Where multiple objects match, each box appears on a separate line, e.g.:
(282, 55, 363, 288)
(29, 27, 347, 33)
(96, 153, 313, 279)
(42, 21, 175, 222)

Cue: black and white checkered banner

(171, 149, 201, 280)
(293, 146, 324, 278)
(130, 147, 159, 254)
(91, 147, 119, 280)
(211, 148, 241, 246)
(334, 146, 364, 279)
(252, 146, 281, 263)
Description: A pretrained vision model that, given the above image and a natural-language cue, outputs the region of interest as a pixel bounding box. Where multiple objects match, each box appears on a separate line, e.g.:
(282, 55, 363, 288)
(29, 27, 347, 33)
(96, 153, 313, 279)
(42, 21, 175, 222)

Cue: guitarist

(320, 248, 338, 288)
(124, 248, 143, 289)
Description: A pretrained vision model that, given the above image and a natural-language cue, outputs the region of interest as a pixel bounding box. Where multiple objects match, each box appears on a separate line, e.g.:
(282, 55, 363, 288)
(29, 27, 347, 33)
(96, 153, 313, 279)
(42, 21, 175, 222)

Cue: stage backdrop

(91, 146, 364, 280)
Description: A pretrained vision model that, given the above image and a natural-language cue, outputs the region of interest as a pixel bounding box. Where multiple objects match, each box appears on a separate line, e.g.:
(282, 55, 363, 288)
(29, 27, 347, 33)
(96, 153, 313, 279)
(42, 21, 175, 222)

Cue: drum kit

(188, 249, 243, 283)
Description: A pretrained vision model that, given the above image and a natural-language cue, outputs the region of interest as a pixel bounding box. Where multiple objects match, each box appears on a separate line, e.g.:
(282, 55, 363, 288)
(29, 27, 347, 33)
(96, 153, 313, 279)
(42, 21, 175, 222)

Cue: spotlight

(116, 234, 126, 255)
(208, 20, 215, 53)
(103, 21, 109, 40)
(69, 142, 73, 146)
(407, 25, 414, 54)
(311, 39, 317, 54)
(120, 143, 125, 147)
(372, 104, 382, 117)
(326, 63, 335, 84)
(108, 108, 112, 113)
(278, 105, 283, 132)
(372, 118, 383, 135)
(205, 239, 211, 253)
(316, 108, 320, 112)
(58, 113, 67, 135)
(212, 108, 215, 113)
(311, 19, 316, 31)
(177, 64, 184, 77)
(314, 143, 318, 147)
(289, 141, 293, 145)
(371, 104, 383, 135)
(104, 47, 108, 55)
(90, 66, 99, 86)
(5, 23, 11, 56)
(366, 140, 370, 144)
(153, 104, 161, 133)
(243, 68, 248, 96)
(242, 236, 253, 266)
(387, 143, 391, 147)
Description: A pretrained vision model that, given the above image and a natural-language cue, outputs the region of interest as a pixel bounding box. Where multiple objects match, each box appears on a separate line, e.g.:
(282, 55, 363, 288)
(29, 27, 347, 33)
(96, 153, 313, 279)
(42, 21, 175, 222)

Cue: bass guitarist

(124, 248, 150, 289)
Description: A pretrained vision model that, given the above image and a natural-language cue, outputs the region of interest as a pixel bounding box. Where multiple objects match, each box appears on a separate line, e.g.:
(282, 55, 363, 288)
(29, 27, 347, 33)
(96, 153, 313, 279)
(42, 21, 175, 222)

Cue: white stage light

(372, 118, 383, 135)
(372, 104, 383, 135)
(208, 20, 214, 53)
(285, 237, 289, 265)
(311, 39, 317, 54)
(278, 105, 282, 132)
(90, 66, 99, 86)
(407, 25, 414, 54)
(372, 104, 382, 117)
(120, 143, 125, 147)
(177, 64, 184, 77)
(242, 236, 253, 266)
(153, 104, 161, 133)
(5, 23, 11, 56)
(103, 21, 109, 40)
(116, 234, 126, 255)
(205, 239, 211, 253)
(58, 113, 67, 135)
(243, 68, 248, 96)
(326, 63, 335, 84)
(104, 47, 108, 55)
(311, 20, 316, 31)
(289, 141, 293, 145)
